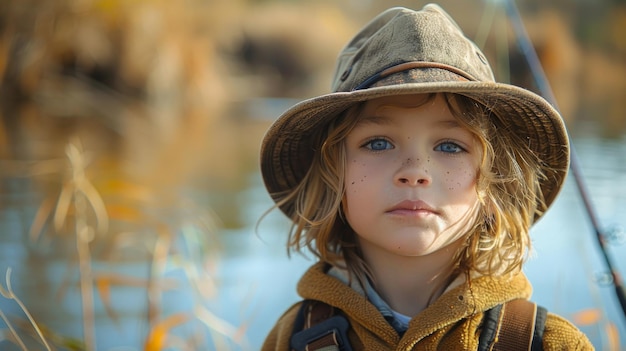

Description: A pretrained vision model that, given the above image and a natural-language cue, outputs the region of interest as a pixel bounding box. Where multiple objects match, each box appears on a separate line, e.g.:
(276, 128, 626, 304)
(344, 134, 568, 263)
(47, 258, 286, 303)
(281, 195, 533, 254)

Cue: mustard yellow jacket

(262, 262, 593, 350)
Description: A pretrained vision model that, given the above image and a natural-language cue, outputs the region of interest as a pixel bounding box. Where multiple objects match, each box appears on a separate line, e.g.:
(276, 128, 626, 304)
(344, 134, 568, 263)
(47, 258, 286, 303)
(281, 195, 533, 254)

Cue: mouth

(386, 200, 438, 216)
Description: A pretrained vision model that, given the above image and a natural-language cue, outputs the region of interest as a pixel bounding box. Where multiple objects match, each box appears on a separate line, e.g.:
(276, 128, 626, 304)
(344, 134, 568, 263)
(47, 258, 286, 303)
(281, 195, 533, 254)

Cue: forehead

(357, 93, 459, 125)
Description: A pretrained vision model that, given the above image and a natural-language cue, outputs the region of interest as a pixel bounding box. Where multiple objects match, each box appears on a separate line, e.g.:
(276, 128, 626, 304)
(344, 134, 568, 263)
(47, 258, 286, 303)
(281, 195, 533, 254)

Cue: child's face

(343, 94, 481, 260)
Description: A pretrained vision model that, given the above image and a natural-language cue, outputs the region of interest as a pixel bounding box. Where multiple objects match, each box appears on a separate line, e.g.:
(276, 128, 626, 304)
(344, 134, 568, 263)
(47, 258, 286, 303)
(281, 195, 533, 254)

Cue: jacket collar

(297, 262, 533, 345)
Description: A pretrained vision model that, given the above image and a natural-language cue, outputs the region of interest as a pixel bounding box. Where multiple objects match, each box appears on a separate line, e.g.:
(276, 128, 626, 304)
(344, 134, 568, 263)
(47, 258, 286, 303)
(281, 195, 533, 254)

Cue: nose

(394, 157, 431, 187)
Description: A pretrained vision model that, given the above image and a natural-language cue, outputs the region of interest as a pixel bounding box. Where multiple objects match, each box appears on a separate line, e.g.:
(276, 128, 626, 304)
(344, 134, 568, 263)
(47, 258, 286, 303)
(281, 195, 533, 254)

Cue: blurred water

(1, 135, 626, 350)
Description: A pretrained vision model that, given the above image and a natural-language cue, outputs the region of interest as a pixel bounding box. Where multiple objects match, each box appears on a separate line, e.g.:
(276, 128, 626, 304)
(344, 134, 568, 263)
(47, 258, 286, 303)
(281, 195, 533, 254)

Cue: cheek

(442, 161, 478, 193)
(345, 159, 372, 192)
(344, 158, 377, 216)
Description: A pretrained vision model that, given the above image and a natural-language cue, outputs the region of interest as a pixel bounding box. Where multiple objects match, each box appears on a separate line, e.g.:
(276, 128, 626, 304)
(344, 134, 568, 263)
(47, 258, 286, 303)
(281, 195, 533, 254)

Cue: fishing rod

(503, 0, 626, 321)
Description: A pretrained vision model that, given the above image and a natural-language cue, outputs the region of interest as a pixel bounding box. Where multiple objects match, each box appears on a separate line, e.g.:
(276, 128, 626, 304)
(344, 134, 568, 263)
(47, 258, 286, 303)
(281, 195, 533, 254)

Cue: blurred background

(0, 0, 625, 350)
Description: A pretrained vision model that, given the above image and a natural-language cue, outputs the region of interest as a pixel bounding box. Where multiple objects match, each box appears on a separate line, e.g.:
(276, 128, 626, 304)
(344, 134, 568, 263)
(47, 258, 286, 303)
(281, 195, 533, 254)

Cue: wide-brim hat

(260, 4, 569, 222)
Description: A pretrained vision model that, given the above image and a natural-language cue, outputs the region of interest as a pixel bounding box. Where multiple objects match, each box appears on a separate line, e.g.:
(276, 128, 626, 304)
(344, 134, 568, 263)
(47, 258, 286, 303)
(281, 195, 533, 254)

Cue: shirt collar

(327, 265, 410, 333)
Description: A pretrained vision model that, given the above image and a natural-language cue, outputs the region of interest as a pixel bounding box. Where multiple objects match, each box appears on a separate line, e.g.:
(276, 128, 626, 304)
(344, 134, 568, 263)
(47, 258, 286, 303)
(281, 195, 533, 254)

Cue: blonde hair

(273, 93, 547, 283)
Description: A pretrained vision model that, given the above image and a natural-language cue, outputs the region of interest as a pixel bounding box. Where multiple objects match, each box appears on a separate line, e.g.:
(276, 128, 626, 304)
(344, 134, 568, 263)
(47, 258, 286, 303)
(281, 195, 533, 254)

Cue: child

(259, 4, 592, 350)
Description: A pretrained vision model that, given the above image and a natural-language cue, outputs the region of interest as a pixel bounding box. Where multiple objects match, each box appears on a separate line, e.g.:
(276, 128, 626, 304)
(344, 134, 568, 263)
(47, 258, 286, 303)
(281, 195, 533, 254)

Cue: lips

(387, 200, 438, 215)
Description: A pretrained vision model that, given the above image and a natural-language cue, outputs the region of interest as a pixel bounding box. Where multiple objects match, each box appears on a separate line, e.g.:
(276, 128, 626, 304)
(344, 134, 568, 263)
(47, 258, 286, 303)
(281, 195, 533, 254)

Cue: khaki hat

(260, 4, 569, 221)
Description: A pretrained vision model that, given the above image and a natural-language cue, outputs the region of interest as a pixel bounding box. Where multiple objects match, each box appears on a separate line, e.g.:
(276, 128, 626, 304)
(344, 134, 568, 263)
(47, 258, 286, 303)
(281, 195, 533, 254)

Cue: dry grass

(1, 135, 248, 350)
(0, 0, 248, 349)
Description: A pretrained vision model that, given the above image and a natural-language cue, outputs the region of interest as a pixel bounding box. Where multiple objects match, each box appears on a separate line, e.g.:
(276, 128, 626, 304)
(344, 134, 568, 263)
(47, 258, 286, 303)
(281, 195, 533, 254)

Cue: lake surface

(1, 134, 626, 350)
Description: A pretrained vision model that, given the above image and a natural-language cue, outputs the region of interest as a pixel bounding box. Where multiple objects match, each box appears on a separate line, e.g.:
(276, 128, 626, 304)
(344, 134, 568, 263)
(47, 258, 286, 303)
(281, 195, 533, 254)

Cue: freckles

(347, 159, 369, 192)
(445, 167, 474, 191)
(350, 175, 368, 186)
(348, 180, 359, 193)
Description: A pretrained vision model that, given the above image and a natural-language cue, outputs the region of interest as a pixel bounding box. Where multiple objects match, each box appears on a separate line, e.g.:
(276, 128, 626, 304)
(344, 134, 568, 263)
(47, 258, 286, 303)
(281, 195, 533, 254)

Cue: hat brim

(261, 80, 569, 222)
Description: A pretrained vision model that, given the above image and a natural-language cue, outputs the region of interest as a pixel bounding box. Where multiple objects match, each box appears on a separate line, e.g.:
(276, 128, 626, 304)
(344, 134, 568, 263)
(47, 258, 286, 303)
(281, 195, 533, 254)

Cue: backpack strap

(531, 302, 548, 350)
(292, 299, 546, 351)
(478, 299, 547, 351)
(290, 300, 352, 351)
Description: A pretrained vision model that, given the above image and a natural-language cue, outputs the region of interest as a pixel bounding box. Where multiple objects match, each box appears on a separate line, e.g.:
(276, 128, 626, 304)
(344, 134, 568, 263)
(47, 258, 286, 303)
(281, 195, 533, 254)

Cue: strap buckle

(290, 315, 352, 351)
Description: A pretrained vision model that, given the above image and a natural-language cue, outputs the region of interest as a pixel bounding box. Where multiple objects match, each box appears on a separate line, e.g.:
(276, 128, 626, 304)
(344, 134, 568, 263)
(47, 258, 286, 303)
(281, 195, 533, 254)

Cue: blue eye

(435, 142, 465, 153)
(363, 138, 393, 151)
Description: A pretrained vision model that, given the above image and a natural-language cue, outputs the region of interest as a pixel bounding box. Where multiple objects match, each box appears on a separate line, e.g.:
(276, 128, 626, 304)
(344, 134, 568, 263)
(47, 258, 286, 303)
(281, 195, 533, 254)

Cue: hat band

(354, 61, 476, 90)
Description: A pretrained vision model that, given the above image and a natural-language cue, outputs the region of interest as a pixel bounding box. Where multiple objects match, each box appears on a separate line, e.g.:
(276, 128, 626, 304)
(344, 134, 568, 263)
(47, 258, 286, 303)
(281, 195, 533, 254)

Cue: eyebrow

(435, 119, 462, 128)
(355, 114, 393, 126)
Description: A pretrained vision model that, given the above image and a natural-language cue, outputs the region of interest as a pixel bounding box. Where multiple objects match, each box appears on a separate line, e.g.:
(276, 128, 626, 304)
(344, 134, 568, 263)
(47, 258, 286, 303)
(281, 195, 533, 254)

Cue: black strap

(290, 300, 352, 351)
(478, 299, 547, 351)
(478, 303, 504, 351)
(292, 299, 546, 351)
(532, 305, 548, 350)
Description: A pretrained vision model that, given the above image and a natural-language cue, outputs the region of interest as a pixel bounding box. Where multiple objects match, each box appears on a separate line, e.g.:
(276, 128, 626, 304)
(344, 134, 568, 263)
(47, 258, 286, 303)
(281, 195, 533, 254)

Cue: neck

(362, 242, 464, 317)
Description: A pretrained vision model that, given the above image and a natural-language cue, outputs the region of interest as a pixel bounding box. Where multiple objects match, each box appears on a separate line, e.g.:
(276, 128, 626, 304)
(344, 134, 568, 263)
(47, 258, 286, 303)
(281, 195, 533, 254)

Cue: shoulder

(261, 301, 303, 351)
(542, 312, 594, 350)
